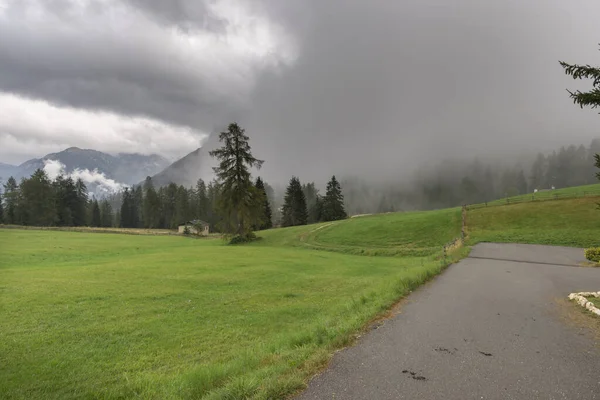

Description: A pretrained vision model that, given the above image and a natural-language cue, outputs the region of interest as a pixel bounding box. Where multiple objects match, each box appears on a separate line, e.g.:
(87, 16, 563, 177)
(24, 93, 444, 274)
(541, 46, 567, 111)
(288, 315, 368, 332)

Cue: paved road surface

(298, 243, 600, 400)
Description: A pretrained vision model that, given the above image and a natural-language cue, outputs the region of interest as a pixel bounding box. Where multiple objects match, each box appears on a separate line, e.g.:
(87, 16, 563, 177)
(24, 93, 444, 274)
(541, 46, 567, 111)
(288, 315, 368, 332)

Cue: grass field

(2, 191, 600, 399)
(467, 196, 600, 248)
(472, 183, 600, 207)
(0, 208, 464, 400)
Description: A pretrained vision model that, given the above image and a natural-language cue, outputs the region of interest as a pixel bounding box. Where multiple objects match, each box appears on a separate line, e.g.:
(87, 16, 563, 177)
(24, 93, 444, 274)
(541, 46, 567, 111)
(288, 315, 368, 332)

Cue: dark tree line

(0, 170, 108, 227)
(281, 175, 347, 227)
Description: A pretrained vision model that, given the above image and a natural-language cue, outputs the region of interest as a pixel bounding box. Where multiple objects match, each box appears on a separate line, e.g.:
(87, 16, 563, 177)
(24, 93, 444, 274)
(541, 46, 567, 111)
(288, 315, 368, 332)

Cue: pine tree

(91, 199, 101, 227)
(209, 123, 264, 237)
(19, 169, 56, 226)
(143, 177, 160, 228)
(100, 200, 113, 227)
(195, 179, 209, 222)
(3, 176, 19, 224)
(0, 193, 4, 224)
(281, 176, 308, 227)
(255, 177, 273, 230)
(321, 176, 347, 221)
(73, 178, 88, 226)
(120, 188, 135, 228)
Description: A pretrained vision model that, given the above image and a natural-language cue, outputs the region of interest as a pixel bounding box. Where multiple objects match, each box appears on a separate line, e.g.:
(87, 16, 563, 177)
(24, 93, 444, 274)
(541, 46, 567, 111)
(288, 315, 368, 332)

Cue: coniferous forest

(2, 132, 600, 234)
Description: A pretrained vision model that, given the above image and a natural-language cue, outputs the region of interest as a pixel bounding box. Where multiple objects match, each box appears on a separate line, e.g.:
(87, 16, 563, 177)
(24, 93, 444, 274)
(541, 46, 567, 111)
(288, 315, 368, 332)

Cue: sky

(0, 0, 599, 182)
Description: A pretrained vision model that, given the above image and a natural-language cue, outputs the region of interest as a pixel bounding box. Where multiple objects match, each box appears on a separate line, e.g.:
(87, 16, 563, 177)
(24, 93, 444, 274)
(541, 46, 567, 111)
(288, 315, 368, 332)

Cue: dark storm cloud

(244, 0, 600, 182)
(0, 0, 599, 180)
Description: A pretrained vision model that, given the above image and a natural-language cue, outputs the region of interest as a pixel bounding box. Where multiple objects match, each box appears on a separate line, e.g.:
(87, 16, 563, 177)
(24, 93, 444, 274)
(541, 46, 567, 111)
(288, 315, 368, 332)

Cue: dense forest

(2, 138, 600, 230)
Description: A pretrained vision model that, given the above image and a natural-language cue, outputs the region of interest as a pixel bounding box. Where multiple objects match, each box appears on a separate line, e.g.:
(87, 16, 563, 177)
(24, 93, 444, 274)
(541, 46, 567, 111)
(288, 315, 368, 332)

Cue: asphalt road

(298, 243, 600, 400)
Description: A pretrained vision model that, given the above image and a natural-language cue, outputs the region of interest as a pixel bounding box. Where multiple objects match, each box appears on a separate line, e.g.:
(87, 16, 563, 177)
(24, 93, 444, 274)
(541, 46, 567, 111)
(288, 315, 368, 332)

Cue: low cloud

(43, 159, 128, 196)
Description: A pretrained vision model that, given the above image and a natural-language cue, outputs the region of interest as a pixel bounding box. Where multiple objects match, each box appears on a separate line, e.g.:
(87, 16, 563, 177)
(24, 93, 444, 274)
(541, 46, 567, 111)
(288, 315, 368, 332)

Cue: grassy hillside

(468, 197, 600, 247)
(476, 183, 600, 207)
(257, 207, 462, 257)
(0, 211, 464, 400)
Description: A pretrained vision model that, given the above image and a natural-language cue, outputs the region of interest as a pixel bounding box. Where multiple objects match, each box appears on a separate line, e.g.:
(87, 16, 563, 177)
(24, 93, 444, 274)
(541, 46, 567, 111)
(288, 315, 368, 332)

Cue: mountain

(0, 162, 17, 183)
(150, 147, 214, 187)
(6, 147, 170, 185)
(148, 134, 219, 187)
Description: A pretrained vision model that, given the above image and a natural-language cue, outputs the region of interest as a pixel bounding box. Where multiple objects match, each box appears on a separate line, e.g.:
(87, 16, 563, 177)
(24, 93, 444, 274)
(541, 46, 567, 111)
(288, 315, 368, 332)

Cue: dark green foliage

(282, 177, 308, 227)
(119, 188, 138, 228)
(560, 48, 600, 109)
(321, 176, 347, 222)
(255, 177, 273, 230)
(0, 193, 3, 224)
(302, 182, 320, 224)
(194, 179, 209, 223)
(18, 169, 57, 226)
(209, 123, 264, 236)
(91, 199, 101, 227)
(3, 176, 18, 224)
(99, 200, 113, 227)
(229, 232, 257, 245)
(142, 177, 160, 228)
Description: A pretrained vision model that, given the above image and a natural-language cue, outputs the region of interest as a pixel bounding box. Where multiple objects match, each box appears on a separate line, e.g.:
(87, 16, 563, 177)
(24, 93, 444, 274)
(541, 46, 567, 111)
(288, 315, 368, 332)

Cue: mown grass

(256, 208, 462, 257)
(0, 213, 464, 400)
(590, 297, 600, 309)
(467, 197, 600, 248)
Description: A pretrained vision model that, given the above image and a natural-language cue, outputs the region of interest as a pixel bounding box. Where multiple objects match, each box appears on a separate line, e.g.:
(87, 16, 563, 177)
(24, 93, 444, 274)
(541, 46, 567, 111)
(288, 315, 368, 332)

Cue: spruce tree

(73, 178, 88, 226)
(195, 179, 209, 222)
(3, 176, 18, 224)
(19, 169, 56, 226)
(91, 199, 101, 227)
(255, 177, 273, 230)
(100, 200, 113, 227)
(0, 194, 3, 224)
(560, 48, 600, 110)
(322, 176, 347, 221)
(209, 123, 264, 237)
(143, 177, 160, 228)
(281, 176, 308, 227)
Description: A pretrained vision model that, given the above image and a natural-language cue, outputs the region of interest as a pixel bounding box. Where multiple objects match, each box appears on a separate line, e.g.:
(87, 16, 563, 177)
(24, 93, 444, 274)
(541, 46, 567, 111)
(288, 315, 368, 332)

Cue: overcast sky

(1, 0, 599, 182)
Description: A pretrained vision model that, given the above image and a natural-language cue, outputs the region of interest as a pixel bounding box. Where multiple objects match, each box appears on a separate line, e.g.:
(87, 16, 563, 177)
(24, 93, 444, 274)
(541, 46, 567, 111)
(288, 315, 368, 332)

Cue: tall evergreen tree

(255, 177, 273, 230)
(321, 176, 347, 221)
(0, 192, 3, 224)
(91, 199, 101, 227)
(100, 200, 113, 228)
(3, 176, 19, 224)
(120, 188, 135, 228)
(281, 176, 308, 227)
(73, 178, 88, 226)
(195, 179, 209, 222)
(143, 177, 160, 228)
(209, 123, 264, 237)
(19, 169, 56, 226)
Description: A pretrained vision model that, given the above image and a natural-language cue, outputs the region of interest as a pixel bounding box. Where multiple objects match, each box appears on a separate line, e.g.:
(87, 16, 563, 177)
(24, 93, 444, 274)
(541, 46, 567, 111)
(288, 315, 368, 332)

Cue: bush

(229, 232, 257, 245)
(585, 247, 600, 263)
(183, 226, 191, 235)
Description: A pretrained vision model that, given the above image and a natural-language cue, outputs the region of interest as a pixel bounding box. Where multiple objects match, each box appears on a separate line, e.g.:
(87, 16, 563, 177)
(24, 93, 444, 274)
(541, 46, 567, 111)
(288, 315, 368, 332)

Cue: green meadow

(2, 194, 600, 399)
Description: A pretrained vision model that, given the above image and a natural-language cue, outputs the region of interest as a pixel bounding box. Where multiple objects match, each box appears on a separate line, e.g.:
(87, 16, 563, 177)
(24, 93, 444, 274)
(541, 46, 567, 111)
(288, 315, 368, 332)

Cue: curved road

(298, 243, 600, 400)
